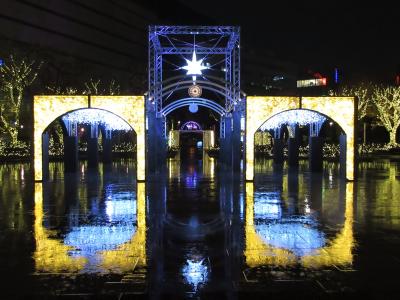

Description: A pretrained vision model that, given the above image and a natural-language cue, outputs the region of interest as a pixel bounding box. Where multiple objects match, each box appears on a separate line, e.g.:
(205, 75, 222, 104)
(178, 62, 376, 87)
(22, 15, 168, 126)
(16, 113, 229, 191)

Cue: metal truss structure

(148, 25, 241, 114)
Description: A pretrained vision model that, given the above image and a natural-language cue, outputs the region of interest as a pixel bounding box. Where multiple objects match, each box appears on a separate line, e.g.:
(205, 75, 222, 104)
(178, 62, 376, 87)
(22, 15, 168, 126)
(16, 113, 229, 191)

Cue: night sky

(141, 0, 400, 83)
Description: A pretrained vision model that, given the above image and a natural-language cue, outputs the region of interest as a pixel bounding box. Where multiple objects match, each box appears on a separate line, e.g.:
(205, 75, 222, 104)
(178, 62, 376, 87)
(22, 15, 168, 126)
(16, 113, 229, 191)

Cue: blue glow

(256, 222, 325, 256)
(64, 184, 137, 259)
(185, 174, 198, 188)
(197, 141, 203, 148)
(105, 200, 137, 223)
(182, 258, 209, 291)
(260, 109, 326, 131)
(189, 103, 199, 113)
(62, 109, 131, 131)
(334, 68, 339, 83)
(254, 192, 282, 220)
(254, 189, 326, 256)
(65, 224, 136, 254)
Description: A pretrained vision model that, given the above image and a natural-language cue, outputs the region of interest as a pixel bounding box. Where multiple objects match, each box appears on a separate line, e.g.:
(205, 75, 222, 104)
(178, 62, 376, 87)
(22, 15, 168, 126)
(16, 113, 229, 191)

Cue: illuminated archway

(245, 96, 357, 181)
(33, 95, 145, 181)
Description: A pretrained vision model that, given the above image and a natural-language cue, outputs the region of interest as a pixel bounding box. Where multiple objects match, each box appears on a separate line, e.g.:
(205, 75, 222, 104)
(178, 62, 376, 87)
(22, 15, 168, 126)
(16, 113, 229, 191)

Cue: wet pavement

(1, 155, 400, 299)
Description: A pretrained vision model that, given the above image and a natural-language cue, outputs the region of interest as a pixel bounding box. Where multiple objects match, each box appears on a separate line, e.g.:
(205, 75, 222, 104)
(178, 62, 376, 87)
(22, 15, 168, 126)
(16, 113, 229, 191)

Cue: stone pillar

(287, 125, 299, 167)
(102, 129, 113, 164)
(232, 108, 241, 173)
(223, 115, 233, 169)
(309, 173, 323, 211)
(42, 132, 49, 180)
(87, 124, 99, 169)
(155, 115, 167, 172)
(272, 126, 284, 164)
(148, 111, 167, 174)
(64, 135, 78, 173)
(219, 118, 226, 166)
(147, 110, 156, 174)
(309, 136, 323, 172)
(273, 139, 284, 164)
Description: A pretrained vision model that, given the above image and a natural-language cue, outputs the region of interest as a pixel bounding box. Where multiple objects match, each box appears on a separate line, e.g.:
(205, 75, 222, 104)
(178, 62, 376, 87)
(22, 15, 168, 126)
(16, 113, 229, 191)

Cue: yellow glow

(169, 130, 180, 148)
(33, 182, 146, 273)
(33, 183, 86, 272)
(33, 95, 146, 181)
(244, 182, 297, 267)
(244, 182, 354, 268)
(302, 97, 356, 181)
(100, 182, 146, 270)
(33, 96, 88, 181)
(210, 130, 215, 147)
(246, 97, 300, 180)
(168, 130, 173, 147)
(245, 96, 356, 181)
(301, 183, 354, 267)
(203, 155, 215, 179)
(168, 157, 181, 179)
(91, 96, 146, 181)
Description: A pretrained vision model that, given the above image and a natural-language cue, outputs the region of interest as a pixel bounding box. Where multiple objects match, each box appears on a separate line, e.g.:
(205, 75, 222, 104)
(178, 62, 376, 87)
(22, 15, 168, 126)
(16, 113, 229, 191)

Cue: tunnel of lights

(32, 26, 356, 182)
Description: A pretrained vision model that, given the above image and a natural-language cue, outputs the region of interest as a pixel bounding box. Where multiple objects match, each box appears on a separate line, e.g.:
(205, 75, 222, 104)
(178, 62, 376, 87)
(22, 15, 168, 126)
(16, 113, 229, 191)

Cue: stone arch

(245, 96, 357, 181)
(33, 95, 145, 181)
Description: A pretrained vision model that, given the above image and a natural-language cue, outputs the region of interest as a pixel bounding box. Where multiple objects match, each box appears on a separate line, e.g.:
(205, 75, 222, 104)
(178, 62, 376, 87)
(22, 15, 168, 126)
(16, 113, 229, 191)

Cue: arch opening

(253, 108, 348, 177)
(41, 108, 137, 180)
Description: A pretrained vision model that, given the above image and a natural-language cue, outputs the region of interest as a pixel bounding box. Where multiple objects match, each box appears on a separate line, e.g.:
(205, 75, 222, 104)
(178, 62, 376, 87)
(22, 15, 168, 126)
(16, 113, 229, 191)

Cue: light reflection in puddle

(182, 257, 209, 292)
(33, 181, 146, 274)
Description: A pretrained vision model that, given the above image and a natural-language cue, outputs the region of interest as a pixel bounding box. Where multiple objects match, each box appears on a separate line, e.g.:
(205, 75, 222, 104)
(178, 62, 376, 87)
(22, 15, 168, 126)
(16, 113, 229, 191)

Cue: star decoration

(182, 51, 208, 82)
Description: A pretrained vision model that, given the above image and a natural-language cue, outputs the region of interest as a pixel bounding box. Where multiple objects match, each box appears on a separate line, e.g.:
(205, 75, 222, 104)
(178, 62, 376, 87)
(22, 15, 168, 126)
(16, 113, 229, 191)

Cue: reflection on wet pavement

(1, 157, 400, 298)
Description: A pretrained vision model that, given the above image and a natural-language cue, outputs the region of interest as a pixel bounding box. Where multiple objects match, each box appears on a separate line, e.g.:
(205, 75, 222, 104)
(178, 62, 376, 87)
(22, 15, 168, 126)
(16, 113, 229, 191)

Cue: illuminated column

(309, 122, 323, 172)
(272, 127, 284, 164)
(287, 124, 299, 167)
(64, 121, 78, 173)
(87, 124, 99, 169)
(202, 130, 211, 159)
(102, 128, 113, 164)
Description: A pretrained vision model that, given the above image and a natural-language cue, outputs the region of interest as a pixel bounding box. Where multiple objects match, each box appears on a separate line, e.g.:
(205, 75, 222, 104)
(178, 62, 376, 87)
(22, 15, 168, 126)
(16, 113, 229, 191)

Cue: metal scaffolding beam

(148, 25, 241, 113)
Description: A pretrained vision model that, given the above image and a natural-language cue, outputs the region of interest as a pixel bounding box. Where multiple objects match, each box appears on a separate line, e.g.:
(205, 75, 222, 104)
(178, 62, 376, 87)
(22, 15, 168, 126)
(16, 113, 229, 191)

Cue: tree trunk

(389, 129, 397, 145)
(9, 127, 18, 145)
(363, 122, 367, 144)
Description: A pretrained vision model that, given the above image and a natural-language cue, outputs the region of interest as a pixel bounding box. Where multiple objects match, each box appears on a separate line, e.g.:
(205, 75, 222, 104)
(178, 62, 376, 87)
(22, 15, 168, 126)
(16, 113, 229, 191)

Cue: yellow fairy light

(245, 96, 300, 181)
(245, 96, 356, 181)
(33, 95, 146, 181)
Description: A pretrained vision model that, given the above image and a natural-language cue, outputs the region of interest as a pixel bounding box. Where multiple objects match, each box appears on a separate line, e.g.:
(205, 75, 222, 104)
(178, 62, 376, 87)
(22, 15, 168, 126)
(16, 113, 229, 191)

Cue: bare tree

(0, 55, 42, 144)
(372, 85, 400, 145)
(83, 78, 120, 95)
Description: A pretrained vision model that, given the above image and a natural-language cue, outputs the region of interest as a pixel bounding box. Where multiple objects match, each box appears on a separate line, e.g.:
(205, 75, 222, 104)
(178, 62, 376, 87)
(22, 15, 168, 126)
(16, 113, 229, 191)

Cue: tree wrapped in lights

(372, 85, 400, 145)
(0, 55, 42, 144)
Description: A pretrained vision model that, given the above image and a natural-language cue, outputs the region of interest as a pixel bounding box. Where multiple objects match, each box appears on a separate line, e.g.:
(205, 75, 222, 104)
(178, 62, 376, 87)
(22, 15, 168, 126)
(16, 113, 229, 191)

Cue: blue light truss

(148, 25, 241, 114)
